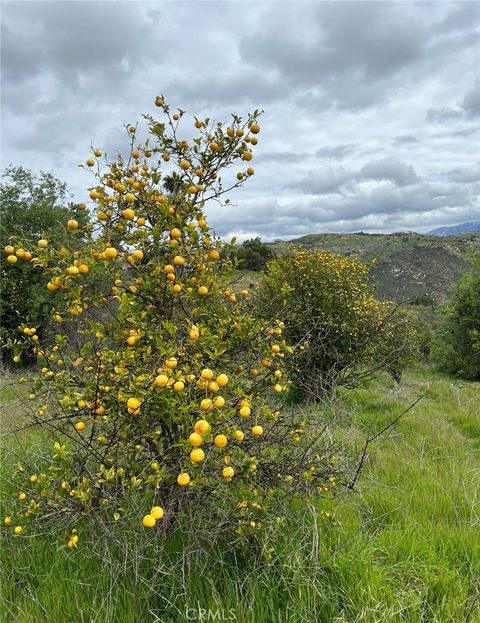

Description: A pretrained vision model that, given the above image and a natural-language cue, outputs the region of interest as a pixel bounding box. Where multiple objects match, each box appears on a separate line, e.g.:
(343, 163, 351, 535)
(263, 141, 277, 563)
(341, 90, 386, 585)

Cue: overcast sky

(1, 1, 479, 241)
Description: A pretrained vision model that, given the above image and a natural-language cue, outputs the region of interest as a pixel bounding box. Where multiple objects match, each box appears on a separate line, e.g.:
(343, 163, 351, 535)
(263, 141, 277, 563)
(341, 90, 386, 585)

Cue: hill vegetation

(268, 231, 479, 304)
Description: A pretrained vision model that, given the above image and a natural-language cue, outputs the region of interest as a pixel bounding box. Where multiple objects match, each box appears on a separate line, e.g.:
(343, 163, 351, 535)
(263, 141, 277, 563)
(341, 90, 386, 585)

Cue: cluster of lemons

(3, 237, 49, 264)
(3, 98, 325, 546)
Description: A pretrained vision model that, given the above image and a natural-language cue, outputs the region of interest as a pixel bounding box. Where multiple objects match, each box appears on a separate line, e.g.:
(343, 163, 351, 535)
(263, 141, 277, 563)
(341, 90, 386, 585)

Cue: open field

(1, 366, 479, 623)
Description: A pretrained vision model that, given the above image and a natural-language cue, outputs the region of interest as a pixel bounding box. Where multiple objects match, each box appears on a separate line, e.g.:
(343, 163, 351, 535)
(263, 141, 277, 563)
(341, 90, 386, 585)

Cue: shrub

(2, 99, 340, 549)
(0, 166, 88, 364)
(256, 248, 419, 398)
(431, 259, 480, 380)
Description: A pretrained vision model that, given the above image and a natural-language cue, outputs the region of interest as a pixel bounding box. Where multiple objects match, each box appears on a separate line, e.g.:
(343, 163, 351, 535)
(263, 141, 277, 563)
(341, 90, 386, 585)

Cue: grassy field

(1, 366, 479, 623)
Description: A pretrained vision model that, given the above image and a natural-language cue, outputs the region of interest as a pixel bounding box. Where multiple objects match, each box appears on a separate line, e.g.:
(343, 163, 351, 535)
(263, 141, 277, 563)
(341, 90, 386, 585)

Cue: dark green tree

(0, 166, 88, 364)
(431, 258, 480, 380)
(235, 237, 273, 270)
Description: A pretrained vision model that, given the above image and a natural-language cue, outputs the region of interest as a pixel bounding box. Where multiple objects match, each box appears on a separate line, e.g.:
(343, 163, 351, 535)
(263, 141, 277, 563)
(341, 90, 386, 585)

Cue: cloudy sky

(1, 1, 479, 241)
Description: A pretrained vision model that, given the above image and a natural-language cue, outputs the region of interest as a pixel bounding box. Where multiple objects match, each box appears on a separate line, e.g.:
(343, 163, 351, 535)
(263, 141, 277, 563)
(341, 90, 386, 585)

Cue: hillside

(269, 231, 479, 304)
(429, 221, 480, 236)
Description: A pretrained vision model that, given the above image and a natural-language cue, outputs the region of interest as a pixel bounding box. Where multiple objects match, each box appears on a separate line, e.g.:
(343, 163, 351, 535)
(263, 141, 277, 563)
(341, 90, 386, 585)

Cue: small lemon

(142, 514, 156, 528)
(150, 506, 164, 520)
(177, 473, 191, 486)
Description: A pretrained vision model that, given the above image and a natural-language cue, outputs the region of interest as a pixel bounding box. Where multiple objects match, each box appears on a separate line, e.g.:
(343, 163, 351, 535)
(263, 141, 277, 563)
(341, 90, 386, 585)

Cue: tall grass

(1, 366, 479, 622)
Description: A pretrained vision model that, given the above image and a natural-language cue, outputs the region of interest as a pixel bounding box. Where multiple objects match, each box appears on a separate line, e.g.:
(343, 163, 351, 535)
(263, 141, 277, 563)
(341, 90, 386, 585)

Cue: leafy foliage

(3, 100, 340, 547)
(257, 248, 420, 398)
(431, 258, 480, 380)
(234, 237, 273, 270)
(0, 166, 88, 363)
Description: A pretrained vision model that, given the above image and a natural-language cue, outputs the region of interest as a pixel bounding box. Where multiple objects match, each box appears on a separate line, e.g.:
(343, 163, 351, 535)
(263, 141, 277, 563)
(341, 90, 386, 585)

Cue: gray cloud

(462, 80, 480, 119)
(316, 144, 358, 160)
(1, 0, 479, 241)
(359, 158, 419, 187)
(426, 107, 464, 123)
(239, 1, 427, 113)
(295, 157, 420, 196)
(431, 2, 480, 35)
(295, 166, 354, 195)
(427, 79, 480, 123)
(444, 164, 480, 183)
(394, 135, 420, 145)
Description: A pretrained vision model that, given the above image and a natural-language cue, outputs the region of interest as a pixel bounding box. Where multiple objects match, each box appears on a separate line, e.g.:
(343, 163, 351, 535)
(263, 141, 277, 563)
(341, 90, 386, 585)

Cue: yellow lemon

(190, 448, 205, 463)
(239, 406, 251, 418)
(104, 247, 118, 259)
(214, 434, 227, 448)
(151, 506, 164, 520)
(122, 208, 135, 220)
(223, 466, 234, 479)
(216, 374, 229, 387)
(213, 396, 225, 408)
(189, 432, 203, 447)
(194, 419, 210, 435)
(127, 397, 141, 414)
(177, 473, 191, 486)
(233, 430, 245, 442)
(155, 374, 169, 388)
(142, 514, 156, 528)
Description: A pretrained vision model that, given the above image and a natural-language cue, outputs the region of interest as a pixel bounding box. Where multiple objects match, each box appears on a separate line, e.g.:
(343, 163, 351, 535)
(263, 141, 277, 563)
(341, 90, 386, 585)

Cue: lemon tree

(3, 98, 338, 547)
(257, 248, 419, 398)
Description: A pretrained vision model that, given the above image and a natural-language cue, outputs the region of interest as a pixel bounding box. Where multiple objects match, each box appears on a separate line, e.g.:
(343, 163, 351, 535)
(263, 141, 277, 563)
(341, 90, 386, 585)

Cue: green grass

(1, 366, 479, 622)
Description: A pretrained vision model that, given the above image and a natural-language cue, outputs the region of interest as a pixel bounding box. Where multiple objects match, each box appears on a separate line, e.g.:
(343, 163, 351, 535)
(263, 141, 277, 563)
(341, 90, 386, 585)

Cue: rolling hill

(268, 231, 479, 304)
(429, 221, 480, 236)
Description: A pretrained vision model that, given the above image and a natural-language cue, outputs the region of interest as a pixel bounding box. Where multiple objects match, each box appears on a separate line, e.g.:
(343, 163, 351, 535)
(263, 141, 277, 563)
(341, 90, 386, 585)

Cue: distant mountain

(268, 231, 480, 304)
(429, 222, 480, 236)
